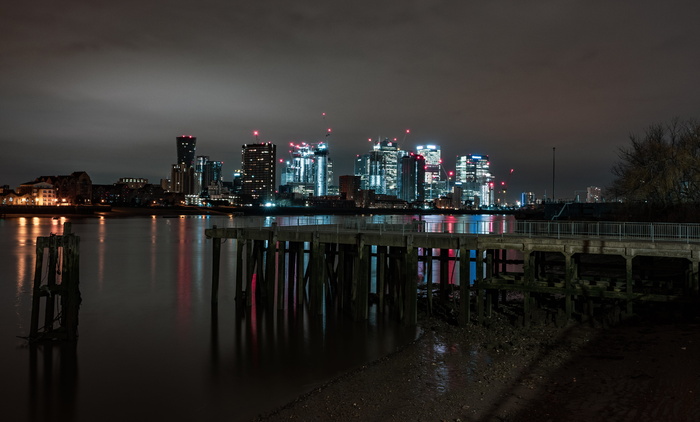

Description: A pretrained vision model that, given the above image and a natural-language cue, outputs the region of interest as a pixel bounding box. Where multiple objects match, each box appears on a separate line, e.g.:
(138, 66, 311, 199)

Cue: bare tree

(610, 119, 700, 205)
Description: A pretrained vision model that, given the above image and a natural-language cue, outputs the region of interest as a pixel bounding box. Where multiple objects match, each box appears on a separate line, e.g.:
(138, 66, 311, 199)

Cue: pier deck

(205, 220, 700, 325)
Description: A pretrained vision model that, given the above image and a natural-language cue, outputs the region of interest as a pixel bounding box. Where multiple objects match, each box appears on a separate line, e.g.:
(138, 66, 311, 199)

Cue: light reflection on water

(1, 215, 430, 421)
(418, 335, 494, 395)
(1, 213, 514, 421)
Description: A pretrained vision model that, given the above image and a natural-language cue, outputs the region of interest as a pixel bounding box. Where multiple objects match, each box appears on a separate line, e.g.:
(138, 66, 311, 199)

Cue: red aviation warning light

(253, 130, 260, 141)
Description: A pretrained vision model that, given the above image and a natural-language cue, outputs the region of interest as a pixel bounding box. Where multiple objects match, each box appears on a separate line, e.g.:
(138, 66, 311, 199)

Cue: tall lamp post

(552, 147, 556, 202)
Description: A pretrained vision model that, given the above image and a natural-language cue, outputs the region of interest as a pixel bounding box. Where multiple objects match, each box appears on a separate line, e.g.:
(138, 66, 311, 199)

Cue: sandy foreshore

(254, 311, 700, 421)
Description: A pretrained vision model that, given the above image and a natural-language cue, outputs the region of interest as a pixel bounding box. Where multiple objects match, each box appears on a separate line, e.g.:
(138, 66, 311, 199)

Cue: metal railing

(515, 220, 700, 243)
(215, 216, 700, 243)
(218, 215, 514, 236)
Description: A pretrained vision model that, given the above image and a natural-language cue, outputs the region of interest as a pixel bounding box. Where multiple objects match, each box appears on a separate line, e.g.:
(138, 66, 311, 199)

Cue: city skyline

(3, 1, 700, 202)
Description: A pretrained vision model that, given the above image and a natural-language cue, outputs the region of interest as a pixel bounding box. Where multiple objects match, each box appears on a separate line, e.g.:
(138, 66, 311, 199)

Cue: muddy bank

(254, 311, 700, 421)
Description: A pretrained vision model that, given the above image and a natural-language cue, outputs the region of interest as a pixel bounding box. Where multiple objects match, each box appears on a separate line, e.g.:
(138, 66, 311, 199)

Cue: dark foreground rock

(254, 311, 700, 422)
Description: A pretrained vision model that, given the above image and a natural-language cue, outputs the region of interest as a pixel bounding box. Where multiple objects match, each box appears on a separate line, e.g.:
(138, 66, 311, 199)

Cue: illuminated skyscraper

(171, 135, 197, 194)
(358, 138, 405, 195)
(288, 143, 315, 184)
(176, 135, 197, 167)
(242, 142, 276, 203)
(399, 153, 426, 203)
(416, 144, 441, 199)
(313, 142, 329, 196)
(378, 139, 404, 196)
(355, 153, 371, 190)
(195, 155, 209, 195)
(281, 141, 331, 196)
(195, 155, 223, 196)
(456, 154, 493, 207)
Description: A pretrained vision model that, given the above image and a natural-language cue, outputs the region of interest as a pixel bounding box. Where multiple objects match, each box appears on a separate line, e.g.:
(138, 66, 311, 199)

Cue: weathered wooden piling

(29, 223, 81, 342)
(211, 225, 221, 303)
(206, 223, 700, 326)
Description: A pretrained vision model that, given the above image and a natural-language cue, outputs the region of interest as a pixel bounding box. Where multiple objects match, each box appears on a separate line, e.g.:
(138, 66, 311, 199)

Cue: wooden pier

(205, 220, 700, 326)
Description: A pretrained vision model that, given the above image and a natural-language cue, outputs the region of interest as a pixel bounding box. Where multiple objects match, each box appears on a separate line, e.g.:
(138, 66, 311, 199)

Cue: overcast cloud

(2, 0, 700, 201)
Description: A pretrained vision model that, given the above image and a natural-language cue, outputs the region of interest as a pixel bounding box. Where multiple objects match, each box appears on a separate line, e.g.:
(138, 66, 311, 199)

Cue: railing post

(619, 223, 623, 241)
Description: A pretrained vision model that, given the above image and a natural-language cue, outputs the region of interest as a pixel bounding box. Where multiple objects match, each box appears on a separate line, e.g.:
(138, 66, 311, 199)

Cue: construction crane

(500, 168, 514, 194)
(499, 168, 515, 206)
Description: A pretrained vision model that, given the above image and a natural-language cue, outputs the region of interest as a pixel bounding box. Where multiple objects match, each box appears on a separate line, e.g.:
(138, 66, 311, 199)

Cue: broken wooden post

(404, 235, 418, 325)
(29, 223, 80, 342)
(459, 243, 471, 325)
(211, 225, 221, 304)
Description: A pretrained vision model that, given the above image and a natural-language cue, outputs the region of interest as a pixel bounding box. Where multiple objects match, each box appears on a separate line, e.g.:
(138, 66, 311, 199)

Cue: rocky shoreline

(254, 310, 700, 421)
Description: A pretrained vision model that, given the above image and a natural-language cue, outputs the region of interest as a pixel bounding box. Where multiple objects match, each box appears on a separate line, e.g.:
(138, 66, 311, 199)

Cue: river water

(0, 213, 514, 421)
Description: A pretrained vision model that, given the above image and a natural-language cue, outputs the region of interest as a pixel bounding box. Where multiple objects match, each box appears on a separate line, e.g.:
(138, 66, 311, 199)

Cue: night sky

(3, 1, 700, 202)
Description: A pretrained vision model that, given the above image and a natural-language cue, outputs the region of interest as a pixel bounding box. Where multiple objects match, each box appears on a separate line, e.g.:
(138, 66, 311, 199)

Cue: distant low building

(0, 191, 33, 206)
(119, 178, 148, 189)
(309, 195, 354, 209)
(32, 172, 92, 205)
(339, 175, 361, 201)
(14, 182, 57, 206)
(355, 191, 408, 209)
(92, 181, 184, 206)
(32, 182, 58, 206)
(587, 186, 603, 203)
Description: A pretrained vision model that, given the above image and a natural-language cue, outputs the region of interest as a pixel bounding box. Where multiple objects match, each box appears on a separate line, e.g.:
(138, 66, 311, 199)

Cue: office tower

(241, 142, 276, 203)
(176, 135, 197, 167)
(355, 153, 371, 190)
(326, 157, 335, 195)
(172, 135, 197, 194)
(367, 150, 386, 194)
(456, 154, 493, 207)
(416, 144, 441, 199)
(209, 161, 223, 187)
(281, 141, 331, 196)
(287, 143, 315, 185)
(231, 170, 243, 195)
(376, 138, 404, 196)
(313, 142, 329, 196)
(399, 153, 425, 203)
(195, 156, 223, 196)
(195, 156, 209, 195)
(357, 138, 405, 195)
(170, 163, 188, 194)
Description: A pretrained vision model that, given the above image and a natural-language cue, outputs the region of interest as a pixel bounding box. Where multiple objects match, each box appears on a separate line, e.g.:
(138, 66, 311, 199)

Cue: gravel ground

(254, 308, 700, 422)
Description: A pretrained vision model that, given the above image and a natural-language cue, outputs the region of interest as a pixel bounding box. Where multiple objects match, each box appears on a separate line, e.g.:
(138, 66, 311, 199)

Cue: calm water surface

(0, 213, 513, 421)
